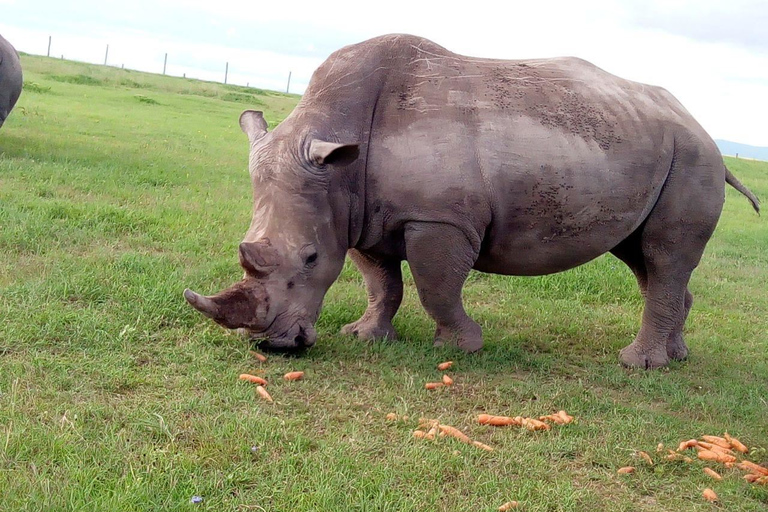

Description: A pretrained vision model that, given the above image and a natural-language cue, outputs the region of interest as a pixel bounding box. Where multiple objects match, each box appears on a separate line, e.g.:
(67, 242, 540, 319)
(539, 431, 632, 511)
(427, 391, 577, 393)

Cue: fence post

(163, 53, 168, 75)
(224, 62, 229, 84)
(47, 36, 52, 57)
(104, 44, 109, 66)
(286, 71, 292, 94)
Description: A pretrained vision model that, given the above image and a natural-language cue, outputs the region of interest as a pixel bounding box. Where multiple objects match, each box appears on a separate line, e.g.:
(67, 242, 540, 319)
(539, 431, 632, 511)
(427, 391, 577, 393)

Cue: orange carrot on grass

(256, 385, 273, 402)
(617, 467, 635, 474)
(702, 488, 718, 503)
(701, 435, 731, 449)
(704, 468, 723, 481)
(249, 351, 268, 362)
(442, 374, 454, 386)
(437, 424, 472, 444)
(283, 371, 304, 381)
(425, 382, 444, 390)
(239, 374, 268, 385)
(498, 501, 519, 510)
(437, 361, 453, 371)
(478, 414, 521, 427)
(724, 433, 749, 454)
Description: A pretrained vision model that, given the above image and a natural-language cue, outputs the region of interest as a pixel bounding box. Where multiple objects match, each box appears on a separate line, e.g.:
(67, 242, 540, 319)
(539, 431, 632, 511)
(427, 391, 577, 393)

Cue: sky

(2, 0, 767, 146)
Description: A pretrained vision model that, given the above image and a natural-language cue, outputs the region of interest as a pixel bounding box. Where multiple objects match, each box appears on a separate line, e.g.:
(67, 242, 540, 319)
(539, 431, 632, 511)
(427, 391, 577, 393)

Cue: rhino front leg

(404, 222, 483, 352)
(341, 249, 403, 340)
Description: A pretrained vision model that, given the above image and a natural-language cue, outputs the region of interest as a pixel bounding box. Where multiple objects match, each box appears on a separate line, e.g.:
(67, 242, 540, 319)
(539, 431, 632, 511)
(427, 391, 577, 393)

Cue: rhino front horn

(184, 288, 220, 319)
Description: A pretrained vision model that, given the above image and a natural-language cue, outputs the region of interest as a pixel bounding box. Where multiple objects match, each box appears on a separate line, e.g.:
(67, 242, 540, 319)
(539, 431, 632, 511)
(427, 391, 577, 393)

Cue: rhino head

(184, 110, 360, 349)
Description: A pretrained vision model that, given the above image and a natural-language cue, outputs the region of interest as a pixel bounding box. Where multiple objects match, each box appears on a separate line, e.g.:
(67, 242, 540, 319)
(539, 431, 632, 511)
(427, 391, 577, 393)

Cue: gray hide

(185, 34, 759, 368)
(0, 34, 22, 129)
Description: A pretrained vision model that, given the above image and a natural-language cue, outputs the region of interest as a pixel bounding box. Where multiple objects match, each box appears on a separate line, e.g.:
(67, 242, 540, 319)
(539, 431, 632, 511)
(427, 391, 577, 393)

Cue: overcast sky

(2, 0, 767, 146)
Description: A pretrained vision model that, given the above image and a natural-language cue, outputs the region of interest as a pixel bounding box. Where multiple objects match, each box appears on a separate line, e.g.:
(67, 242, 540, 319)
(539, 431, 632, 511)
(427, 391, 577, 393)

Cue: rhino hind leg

(404, 222, 483, 353)
(612, 150, 722, 369)
(611, 233, 691, 363)
(341, 249, 403, 341)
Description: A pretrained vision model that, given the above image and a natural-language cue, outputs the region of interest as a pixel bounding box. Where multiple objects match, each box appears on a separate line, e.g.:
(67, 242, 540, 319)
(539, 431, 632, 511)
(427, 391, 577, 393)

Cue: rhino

(0, 34, 22, 130)
(184, 34, 759, 369)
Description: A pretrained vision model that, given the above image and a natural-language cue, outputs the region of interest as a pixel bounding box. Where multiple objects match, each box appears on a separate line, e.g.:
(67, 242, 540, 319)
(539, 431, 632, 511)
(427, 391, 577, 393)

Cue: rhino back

(304, 35, 715, 274)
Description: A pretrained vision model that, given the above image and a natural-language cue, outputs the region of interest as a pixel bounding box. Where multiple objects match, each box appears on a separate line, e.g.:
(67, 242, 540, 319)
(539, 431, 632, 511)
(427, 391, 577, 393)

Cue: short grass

(1, 55, 767, 511)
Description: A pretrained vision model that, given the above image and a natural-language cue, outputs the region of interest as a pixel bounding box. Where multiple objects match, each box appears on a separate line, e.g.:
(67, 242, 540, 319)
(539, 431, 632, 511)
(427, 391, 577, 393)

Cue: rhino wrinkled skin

(0, 34, 22, 129)
(185, 34, 759, 369)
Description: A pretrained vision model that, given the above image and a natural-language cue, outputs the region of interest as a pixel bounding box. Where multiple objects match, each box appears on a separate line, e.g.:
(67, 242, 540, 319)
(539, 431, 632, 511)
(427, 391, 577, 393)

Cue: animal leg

(404, 222, 482, 352)
(611, 232, 690, 361)
(340, 249, 403, 340)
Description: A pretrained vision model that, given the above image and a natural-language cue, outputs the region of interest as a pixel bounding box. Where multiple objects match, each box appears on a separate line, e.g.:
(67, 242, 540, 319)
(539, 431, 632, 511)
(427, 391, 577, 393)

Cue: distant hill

(716, 140, 768, 162)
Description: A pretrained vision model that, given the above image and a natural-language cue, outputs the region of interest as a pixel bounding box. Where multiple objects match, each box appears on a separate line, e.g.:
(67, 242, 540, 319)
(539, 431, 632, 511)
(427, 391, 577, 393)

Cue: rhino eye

(305, 252, 318, 266)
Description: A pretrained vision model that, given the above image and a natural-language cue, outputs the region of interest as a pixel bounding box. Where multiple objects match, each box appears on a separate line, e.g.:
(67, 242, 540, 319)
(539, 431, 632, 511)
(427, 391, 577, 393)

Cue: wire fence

(39, 35, 298, 94)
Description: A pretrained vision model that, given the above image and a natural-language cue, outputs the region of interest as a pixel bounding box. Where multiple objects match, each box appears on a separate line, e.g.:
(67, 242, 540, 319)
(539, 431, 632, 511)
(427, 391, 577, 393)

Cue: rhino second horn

(184, 289, 219, 319)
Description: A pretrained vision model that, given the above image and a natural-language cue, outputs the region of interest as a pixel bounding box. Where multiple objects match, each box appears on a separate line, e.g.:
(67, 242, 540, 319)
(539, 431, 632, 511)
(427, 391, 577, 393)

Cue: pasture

(1, 54, 766, 511)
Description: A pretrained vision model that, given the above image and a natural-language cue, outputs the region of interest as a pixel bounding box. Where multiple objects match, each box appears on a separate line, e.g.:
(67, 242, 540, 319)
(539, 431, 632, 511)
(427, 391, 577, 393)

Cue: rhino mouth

(242, 321, 317, 350)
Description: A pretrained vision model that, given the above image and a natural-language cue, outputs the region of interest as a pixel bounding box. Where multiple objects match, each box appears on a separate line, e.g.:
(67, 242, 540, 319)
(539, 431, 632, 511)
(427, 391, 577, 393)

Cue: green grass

(1, 54, 767, 511)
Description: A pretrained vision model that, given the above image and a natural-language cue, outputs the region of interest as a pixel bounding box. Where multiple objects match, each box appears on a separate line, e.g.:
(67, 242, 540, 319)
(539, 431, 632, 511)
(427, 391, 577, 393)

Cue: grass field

(1, 54, 767, 511)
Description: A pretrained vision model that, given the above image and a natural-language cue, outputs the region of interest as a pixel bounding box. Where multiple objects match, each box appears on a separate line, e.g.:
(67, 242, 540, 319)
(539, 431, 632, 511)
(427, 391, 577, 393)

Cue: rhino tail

(725, 165, 760, 214)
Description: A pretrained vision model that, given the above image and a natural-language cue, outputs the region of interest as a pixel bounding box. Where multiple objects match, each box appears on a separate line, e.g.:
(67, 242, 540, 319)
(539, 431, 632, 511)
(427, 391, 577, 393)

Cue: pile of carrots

(237, 351, 305, 403)
(618, 433, 767, 504)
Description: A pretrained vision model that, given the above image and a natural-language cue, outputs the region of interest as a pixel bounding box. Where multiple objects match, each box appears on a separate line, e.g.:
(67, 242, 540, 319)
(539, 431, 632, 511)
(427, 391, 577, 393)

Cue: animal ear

(239, 110, 269, 143)
(238, 241, 278, 276)
(309, 140, 360, 167)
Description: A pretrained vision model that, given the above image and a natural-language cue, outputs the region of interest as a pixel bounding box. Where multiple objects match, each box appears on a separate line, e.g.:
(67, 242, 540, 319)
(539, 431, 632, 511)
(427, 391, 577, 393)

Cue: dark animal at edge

(0, 33, 22, 130)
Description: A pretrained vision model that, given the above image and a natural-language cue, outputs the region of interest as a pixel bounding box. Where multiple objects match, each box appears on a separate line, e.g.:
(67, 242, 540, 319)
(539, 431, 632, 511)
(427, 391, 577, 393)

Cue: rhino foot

(434, 321, 483, 353)
(341, 317, 397, 341)
(619, 341, 669, 369)
(666, 334, 689, 361)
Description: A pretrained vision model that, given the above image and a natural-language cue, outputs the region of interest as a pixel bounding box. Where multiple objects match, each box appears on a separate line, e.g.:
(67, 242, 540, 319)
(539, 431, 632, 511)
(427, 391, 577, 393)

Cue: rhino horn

(183, 288, 220, 319)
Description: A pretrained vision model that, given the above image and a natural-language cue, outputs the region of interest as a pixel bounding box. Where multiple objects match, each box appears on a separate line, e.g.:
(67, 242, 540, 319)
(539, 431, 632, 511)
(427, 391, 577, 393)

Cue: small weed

(134, 94, 159, 105)
(22, 81, 51, 93)
(48, 73, 103, 86)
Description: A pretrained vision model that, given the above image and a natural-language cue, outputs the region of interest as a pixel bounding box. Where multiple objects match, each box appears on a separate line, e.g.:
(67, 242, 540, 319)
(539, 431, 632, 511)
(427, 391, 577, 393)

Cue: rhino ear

(239, 110, 269, 143)
(309, 140, 360, 167)
(239, 241, 278, 277)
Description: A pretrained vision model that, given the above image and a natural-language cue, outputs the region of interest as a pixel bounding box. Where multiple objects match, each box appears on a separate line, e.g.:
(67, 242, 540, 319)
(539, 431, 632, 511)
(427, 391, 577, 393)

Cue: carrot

(442, 374, 454, 386)
(472, 440, 494, 452)
(498, 501, 519, 511)
(412, 430, 426, 439)
(521, 418, 550, 431)
(702, 488, 718, 503)
(557, 410, 574, 424)
(737, 461, 768, 476)
(698, 450, 736, 464)
(677, 439, 698, 451)
(539, 414, 565, 424)
(437, 361, 453, 371)
(656, 443, 665, 453)
(283, 371, 304, 381)
(425, 426, 438, 441)
(478, 414, 521, 427)
(239, 374, 268, 386)
(698, 441, 734, 455)
(639, 451, 653, 466)
(249, 351, 268, 362)
(701, 435, 731, 449)
(386, 413, 398, 421)
(744, 473, 760, 483)
(704, 468, 723, 481)
(617, 466, 635, 474)
(724, 433, 749, 454)
(425, 382, 444, 390)
(256, 385, 273, 402)
(438, 424, 472, 444)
